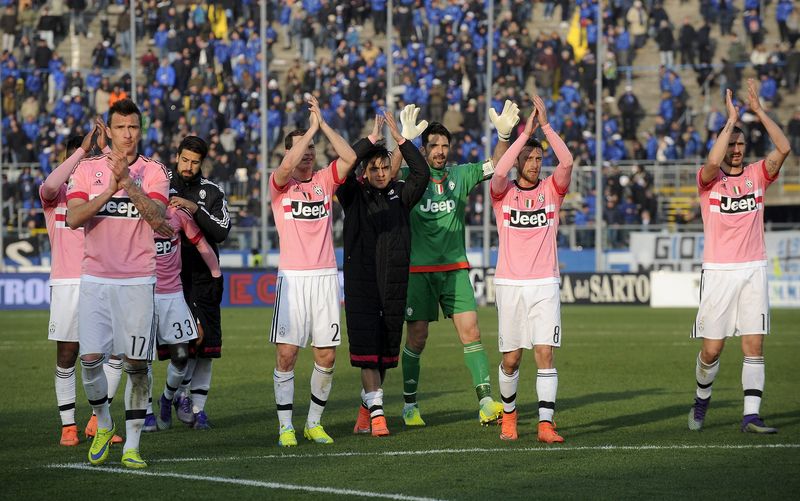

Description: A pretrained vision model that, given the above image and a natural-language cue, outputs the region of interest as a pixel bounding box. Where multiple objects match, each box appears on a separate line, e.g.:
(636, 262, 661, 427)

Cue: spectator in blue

(267, 103, 282, 151)
(758, 73, 778, 106)
(573, 203, 593, 248)
(156, 58, 175, 88)
(681, 125, 704, 158)
(776, 0, 794, 43)
(614, 25, 632, 66)
(658, 91, 674, 124)
(718, 0, 735, 35)
(743, 9, 763, 48)
(371, 0, 387, 35)
(644, 132, 659, 159)
(279, 2, 292, 49)
(22, 114, 40, 143)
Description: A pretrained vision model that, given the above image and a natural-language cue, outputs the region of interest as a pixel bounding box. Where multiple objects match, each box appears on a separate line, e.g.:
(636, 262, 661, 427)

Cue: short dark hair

(421, 122, 451, 147)
(65, 135, 84, 155)
(177, 135, 209, 161)
(360, 144, 390, 174)
(716, 125, 745, 138)
(285, 129, 307, 150)
(107, 98, 141, 127)
(524, 137, 544, 151)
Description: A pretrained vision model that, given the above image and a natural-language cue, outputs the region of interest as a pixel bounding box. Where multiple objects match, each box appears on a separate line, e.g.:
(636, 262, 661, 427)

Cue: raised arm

(489, 99, 520, 171)
(385, 107, 430, 207)
(391, 104, 429, 180)
(534, 95, 574, 192)
(701, 89, 738, 185)
(42, 148, 89, 201)
(311, 95, 357, 180)
(42, 119, 105, 200)
(491, 104, 537, 196)
(274, 107, 320, 188)
(746, 78, 791, 178)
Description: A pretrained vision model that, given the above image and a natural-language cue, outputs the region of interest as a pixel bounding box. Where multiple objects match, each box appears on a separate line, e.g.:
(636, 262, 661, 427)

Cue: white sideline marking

(145, 443, 800, 463)
(47, 464, 442, 501)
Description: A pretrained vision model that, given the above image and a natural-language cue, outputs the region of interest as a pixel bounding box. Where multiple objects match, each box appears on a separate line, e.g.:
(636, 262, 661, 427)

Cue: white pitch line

(142, 443, 800, 463)
(47, 464, 443, 501)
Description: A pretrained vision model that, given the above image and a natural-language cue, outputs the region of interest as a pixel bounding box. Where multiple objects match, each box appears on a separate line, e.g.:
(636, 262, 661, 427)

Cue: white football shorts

(269, 271, 341, 348)
(496, 282, 562, 352)
(78, 281, 156, 360)
(692, 266, 769, 340)
(155, 291, 199, 345)
(48, 283, 80, 342)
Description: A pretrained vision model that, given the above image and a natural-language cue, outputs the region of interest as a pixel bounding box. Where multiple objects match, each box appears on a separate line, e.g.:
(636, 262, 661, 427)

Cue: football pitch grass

(2, 306, 798, 499)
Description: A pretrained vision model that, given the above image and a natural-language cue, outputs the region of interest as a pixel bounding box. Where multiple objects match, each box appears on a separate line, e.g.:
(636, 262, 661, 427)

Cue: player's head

(421, 122, 451, 170)
(285, 128, 315, 171)
(106, 98, 141, 156)
(176, 135, 209, 181)
(361, 146, 391, 190)
(65, 135, 84, 158)
(516, 137, 544, 186)
(717, 125, 746, 169)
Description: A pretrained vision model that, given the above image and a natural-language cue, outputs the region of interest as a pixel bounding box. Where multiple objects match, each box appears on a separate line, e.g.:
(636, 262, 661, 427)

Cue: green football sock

(463, 341, 491, 401)
(402, 346, 421, 404)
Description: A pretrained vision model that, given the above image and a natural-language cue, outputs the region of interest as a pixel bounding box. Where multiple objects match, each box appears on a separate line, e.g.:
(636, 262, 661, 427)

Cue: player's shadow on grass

(554, 388, 666, 412)
(766, 410, 800, 428)
(565, 399, 740, 437)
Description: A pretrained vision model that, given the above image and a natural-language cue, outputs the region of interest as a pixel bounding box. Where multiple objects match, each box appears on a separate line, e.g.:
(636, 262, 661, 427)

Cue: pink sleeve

(270, 171, 290, 193)
(66, 163, 89, 201)
(544, 124, 573, 195)
(144, 163, 170, 204)
(491, 132, 528, 199)
(42, 148, 85, 203)
(697, 166, 714, 193)
(758, 159, 778, 186)
(179, 209, 203, 244)
(328, 159, 344, 186)
(194, 233, 221, 276)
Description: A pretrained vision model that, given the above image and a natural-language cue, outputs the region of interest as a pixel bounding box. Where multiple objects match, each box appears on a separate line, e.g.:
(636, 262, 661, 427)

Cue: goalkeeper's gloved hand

(488, 99, 520, 141)
(400, 104, 429, 141)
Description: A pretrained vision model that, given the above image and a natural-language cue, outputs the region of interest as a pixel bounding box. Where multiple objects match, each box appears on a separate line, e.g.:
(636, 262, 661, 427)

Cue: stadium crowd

(2, 0, 800, 247)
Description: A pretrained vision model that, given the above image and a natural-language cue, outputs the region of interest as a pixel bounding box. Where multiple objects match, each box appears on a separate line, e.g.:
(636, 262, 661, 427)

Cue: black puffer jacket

(337, 139, 429, 352)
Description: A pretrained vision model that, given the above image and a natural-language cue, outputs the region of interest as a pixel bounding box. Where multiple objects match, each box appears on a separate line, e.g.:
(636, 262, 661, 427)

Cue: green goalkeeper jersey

(402, 161, 488, 272)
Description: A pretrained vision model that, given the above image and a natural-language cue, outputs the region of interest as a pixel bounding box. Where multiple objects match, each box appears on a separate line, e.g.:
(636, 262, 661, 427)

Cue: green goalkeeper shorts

(404, 269, 477, 322)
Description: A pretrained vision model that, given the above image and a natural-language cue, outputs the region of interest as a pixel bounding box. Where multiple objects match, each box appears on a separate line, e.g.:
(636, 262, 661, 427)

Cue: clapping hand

(369, 114, 385, 143)
(384, 108, 405, 144)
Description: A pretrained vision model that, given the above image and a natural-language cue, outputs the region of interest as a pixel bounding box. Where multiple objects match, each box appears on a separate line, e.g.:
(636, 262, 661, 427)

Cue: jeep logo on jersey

(718, 193, 759, 214)
(419, 199, 456, 213)
(506, 208, 551, 228)
(289, 199, 328, 220)
(154, 238, 176, 255)
(96, 198, 141, 218)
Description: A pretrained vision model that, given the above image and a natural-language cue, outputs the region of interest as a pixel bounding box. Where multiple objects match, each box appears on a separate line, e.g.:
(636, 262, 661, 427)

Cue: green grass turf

(1, 307, 798, 500)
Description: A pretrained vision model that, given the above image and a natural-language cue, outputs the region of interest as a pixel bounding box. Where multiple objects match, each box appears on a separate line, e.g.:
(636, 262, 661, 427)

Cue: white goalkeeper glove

(400, 104, 428, 141)
(488, 99, 520, 141)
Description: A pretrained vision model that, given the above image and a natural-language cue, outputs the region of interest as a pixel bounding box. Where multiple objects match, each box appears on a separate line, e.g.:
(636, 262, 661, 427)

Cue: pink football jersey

(698, 160, 776, 269)
(40, 184, 84, 283)
(269, 160, 342, 271)
(66, 154, 170, 282)
(155, 207, 203, 294)
(492, 176, 565, 282)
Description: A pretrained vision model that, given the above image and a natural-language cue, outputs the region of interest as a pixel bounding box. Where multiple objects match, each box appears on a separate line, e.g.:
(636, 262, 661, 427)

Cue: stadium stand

(1, 0, 799, 252)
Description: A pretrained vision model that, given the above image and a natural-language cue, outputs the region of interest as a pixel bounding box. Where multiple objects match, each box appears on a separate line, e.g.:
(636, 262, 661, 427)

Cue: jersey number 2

(331, 323, 340, 342)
